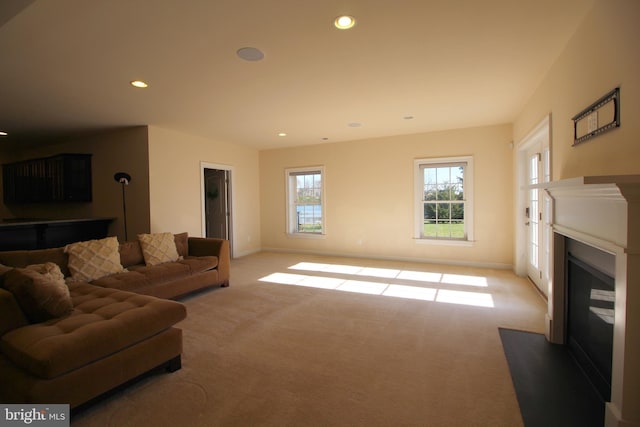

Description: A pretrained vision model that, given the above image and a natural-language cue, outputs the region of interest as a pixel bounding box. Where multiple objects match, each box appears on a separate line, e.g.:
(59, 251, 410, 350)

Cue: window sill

(414, 238, 474, 247)
(287, 232, 326, 240)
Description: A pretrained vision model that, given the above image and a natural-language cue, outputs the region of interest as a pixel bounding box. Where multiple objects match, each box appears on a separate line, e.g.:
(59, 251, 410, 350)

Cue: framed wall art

(572, 87, 620, 146)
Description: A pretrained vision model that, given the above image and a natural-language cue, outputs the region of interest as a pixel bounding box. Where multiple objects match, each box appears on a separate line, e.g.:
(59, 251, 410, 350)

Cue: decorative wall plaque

(572, 87, 620, 146)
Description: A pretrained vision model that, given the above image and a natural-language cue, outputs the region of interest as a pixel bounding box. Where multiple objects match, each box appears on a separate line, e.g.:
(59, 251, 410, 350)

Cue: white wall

(513, 3, 640, 424)
(147, 126, 261, 257)
(514, 0, 640, 179)
(260, 124, 514, 268)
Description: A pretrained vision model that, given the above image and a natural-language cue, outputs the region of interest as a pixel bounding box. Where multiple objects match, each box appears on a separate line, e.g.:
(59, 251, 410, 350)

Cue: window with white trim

(414, 156, 473, 243)
(286, 166, 325, 236)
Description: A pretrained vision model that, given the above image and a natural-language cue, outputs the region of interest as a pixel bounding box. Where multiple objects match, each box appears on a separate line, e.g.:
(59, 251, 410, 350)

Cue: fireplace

(537, 175, 640, 427)
(566, 239, 615, 401)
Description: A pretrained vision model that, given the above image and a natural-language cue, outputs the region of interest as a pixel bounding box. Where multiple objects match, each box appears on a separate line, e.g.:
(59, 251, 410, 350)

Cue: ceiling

(0, 0, 595, 150)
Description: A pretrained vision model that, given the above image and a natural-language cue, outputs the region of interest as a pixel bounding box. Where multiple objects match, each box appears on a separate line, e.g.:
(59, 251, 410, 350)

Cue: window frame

(285, 166, 326, 238)
(414, 156, 474, 246)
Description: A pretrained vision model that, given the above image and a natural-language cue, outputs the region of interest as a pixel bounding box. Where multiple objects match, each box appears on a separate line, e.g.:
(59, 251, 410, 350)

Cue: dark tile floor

(499, 328, 605, 427)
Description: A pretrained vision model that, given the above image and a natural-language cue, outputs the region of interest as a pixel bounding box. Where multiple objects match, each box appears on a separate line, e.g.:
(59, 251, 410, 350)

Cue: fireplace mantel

(538, 175, 640, 427)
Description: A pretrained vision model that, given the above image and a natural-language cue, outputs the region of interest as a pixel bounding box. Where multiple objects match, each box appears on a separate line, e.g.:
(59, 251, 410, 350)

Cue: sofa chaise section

(0, 282, 186, 408)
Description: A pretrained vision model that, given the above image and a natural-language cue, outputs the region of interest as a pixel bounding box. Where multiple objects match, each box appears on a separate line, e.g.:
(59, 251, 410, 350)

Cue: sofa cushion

(65, 237, 124, 283)
(90, 271, 151, 292)
(127, 262, 191, 285)
(2, 264, 73, 323)
(119, 240, 145, 268)
(0, 263, 12, 287)
(179, 256, 218, 274)
(0, 283, 186, 379)
(138, 233, 181, 266)
(0, 288, 29, 336)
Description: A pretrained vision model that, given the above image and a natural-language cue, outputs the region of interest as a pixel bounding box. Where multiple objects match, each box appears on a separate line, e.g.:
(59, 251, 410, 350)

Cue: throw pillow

(138, 232, 181, 266)
(65, 236, 124, 282)
(3, 264, 73, 323)
(25, 262, 66, 283)
(119, 240, 145, 268)
(174, 232, 189, 258)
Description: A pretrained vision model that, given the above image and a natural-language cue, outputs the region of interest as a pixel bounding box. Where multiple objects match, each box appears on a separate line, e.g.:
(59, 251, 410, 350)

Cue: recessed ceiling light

(278, 132, 287, 137)
(347, 122, 362, 128)
(334, 15, 356, 30)
(237, 47, 265, 61)
(130, 80, 148, 88)
(404, 115, 415, 120)
(0, 131, 7, 136)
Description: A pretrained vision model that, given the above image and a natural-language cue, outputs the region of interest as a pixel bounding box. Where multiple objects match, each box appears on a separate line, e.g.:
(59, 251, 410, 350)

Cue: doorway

(201, 162, 233, 257)
(516, 115, 551, 297)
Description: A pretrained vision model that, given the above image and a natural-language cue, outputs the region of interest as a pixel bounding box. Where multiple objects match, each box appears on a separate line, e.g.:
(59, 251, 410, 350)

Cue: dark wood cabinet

(2, 153, 92, 203)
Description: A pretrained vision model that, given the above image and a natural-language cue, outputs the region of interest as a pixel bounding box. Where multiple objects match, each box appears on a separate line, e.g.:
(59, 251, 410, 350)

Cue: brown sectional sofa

(0, 233, 230, 299)
(87, 234, 230, 298)
(0, 233, 230, 409)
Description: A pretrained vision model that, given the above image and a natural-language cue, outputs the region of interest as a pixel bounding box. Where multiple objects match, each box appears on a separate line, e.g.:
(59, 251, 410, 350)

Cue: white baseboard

(605, 402, 639, 427)
(257, 246, 513, 270)
(232, 248, 261, 259)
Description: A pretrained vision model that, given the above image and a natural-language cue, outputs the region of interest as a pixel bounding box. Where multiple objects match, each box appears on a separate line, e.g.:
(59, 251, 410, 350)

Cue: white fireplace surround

(535, 175, 640, 427)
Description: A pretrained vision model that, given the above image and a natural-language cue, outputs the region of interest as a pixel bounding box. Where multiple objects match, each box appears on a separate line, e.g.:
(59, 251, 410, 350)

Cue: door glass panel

(529, 155, 539, 269)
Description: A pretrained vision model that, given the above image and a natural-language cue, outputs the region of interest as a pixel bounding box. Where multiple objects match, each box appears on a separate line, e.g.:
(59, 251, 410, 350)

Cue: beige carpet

(72, 252, 546, 427)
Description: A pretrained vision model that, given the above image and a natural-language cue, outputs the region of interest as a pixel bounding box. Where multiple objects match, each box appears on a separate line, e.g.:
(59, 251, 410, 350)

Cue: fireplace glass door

(567, 253, 615, 401)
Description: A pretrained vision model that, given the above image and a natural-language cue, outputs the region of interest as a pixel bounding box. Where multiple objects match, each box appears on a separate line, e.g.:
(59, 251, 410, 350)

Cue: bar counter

(0, 218, 113, 251)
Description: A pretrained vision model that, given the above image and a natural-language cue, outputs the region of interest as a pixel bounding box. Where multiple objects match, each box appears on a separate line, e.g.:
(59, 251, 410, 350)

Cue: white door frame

(200, 161, 236, 258)
(515, 115, 551, 285)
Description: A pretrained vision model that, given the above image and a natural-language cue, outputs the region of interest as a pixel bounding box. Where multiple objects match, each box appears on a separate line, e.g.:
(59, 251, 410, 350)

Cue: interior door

(204, 169, 229, 239)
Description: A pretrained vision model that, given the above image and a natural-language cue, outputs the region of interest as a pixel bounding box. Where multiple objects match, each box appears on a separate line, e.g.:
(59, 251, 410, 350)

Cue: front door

(526, 147, 544, 292)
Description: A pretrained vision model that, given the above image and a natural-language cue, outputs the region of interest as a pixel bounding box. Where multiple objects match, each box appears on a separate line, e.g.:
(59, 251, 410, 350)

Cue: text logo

(0, 405, 69, 427)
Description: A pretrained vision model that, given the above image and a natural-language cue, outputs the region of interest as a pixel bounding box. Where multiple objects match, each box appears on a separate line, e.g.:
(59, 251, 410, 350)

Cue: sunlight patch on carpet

(259, 271, 494, 307)
(289, 262, 487, 287)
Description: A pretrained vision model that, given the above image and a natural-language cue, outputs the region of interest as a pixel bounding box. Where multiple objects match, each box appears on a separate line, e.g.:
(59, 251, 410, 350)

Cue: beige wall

(260, 124, 514, 267)
(514, 0, 640, 178)
(147, 126, 261, 257)
(0, 127, 150, 240)
(514, 4, 640, 423)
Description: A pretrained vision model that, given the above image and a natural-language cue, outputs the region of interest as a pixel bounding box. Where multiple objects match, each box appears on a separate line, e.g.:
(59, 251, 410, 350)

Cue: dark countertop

(0, 218, 114, 227)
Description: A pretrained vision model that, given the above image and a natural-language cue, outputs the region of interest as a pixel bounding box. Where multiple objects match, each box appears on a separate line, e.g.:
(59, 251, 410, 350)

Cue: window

(286, 166, 325, 236)
(414, 156, 473, 244)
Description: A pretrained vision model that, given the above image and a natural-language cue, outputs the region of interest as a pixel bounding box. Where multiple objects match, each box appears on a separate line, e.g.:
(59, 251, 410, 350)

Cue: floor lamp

(114, 172, 132, 241)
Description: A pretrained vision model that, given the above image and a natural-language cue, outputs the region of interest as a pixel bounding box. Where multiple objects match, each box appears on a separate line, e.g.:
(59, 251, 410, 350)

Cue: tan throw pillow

(65, 236, 124, 282)
(3, 264, 73, 323)
(174, 232, 189, 258)
(119, 240, 145, 268)
(138, 232, 181, 266)
(25, 262, 66, 283)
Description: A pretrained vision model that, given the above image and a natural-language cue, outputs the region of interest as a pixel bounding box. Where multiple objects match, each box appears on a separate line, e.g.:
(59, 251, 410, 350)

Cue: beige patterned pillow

(25, 262, 66, 283)
(3, 264, 73, 323)
(64, 236, 124, 282)
(138, 232, 181, 266)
